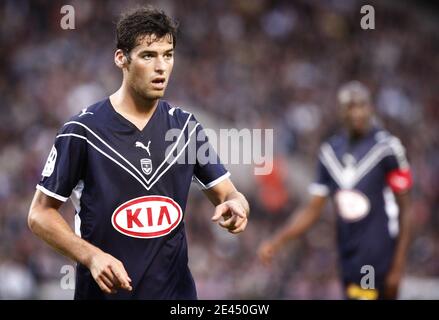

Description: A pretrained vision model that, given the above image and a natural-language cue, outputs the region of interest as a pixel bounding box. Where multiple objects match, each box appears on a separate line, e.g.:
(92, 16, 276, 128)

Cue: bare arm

(28, 190, 132, 294)
(203, 178, 250, 234)
(384, 191, 412, 299)
(29, 190, 97, 265)
(258, 195, 327, 265)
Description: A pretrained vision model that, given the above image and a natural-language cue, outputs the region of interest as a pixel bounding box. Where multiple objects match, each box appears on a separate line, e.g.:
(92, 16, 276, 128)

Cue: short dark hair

(116, 6, 178, 54)
(337, 81, 371, 106)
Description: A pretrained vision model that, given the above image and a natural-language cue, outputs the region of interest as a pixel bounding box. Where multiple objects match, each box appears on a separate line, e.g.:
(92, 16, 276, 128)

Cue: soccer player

(28, 7, 249, 300)
(258, 81, 412, 300)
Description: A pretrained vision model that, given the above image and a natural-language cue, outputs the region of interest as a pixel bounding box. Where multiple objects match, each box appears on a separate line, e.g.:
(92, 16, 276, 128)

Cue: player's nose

(154, 57, 166, 73)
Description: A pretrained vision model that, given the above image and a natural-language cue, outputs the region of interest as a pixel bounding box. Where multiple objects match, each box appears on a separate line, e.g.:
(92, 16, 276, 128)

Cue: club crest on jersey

(140, 158, 153, 175)
(135, 141, 153, 175)
(111, 196, 183, 238)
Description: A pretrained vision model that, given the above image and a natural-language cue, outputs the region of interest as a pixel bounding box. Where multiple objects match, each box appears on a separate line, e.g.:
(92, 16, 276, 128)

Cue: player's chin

(348, 123, 367, 135)
(145, 90, 165, 99)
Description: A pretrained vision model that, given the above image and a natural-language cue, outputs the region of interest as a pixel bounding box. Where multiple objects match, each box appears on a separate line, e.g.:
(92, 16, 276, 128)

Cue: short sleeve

(308, 156, 332, 197)
(192, 119, 230, 190)
(37, 125, 87, 202)
(382, 137, 412, 194)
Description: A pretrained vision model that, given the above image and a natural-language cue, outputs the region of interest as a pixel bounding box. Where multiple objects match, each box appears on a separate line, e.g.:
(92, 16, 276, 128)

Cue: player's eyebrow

(138, 49, 174, 56)
(138, 50, 157, 56)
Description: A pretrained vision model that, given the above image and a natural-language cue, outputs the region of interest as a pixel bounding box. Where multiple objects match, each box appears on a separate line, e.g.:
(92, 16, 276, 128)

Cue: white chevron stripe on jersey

(320, 143, 346, 188)
(63, 112, 193, 186)
(56, 133, 150, 190)
(353, 145, 393, 185)
(320, 139, 400, 189)
(149, 123, 200, 188)
(56, 122, 199, 191)
(143, 113, 193, 183)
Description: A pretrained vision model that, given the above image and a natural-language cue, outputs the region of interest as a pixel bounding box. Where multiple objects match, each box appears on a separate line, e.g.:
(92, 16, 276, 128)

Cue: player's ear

(115, 49, 129, 69)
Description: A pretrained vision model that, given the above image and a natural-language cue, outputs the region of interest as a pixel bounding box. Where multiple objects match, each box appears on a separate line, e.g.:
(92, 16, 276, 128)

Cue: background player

(258, 81, 412, 300)
(28, 7, 249, 299)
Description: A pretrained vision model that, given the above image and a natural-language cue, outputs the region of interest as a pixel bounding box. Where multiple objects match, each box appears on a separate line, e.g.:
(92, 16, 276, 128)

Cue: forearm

(270, 195, 326, 251)
(271, 209, 316, 250)
(28, 206, 100, 267)
(391, 209, 412, 272)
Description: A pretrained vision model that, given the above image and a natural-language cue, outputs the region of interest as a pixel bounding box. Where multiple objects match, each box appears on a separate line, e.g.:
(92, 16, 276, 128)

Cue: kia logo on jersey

(112, 196, 183, 238)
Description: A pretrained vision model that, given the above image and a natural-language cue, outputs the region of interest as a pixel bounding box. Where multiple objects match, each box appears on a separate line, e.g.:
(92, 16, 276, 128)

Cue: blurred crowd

(0, 0, 438, 299)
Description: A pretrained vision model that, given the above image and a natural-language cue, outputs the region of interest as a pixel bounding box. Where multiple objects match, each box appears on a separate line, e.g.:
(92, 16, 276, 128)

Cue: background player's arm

(203, 178, 249, 234)
(28, 190, 132, 294)
(382, 138, 414, 299)
(258, 194, 327, 265)
(384, 191, 412, 299)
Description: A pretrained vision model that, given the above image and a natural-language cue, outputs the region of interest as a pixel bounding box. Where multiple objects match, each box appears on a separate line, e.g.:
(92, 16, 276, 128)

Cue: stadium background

(0, 0, 438, 299)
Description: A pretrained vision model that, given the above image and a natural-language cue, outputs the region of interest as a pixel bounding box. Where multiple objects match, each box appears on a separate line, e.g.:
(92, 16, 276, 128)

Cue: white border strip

(195, 171, 231, 190)
(144, 114, 193, 182)
(308, 183, 330, 197)
(148, 123, 200, 187)
(353, 148, 393, 185)
(64, 113, 193, 185)
(56, 133, 150, 190)
(319, 141, 397, 189)
(56, 124, 200, 191)
(320, 144, 345, 188)
(204, 171, 231, 189)
(355, 140, 387, 169)
(36, 184, 68, 202)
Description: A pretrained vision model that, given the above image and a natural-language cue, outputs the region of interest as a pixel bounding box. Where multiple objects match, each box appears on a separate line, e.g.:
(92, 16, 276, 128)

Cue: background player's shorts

(343, 278, 387, 300)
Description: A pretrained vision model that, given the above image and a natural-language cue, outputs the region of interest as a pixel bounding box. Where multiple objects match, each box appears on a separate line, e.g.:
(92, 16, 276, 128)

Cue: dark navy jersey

(37, 98, 229, 300)
(309, 127, 412, 287)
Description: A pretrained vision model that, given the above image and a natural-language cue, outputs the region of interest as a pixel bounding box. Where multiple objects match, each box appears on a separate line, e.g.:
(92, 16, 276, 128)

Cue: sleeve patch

(386, 168, 412, 193)
(42, 145, 57, 177)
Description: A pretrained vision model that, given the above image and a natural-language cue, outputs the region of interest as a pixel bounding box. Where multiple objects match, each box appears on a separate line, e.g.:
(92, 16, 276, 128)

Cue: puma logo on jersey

(79, 108, 94, 117)
(135, 141, 151, 156)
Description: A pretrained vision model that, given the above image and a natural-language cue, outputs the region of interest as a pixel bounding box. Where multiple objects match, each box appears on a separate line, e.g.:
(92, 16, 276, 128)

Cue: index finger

(227, 201, 246, 219)
(110, 264, 132, 291)
(212, 203, 229, 222)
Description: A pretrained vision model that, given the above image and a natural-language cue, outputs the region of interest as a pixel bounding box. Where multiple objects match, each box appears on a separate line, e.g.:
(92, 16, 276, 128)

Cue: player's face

(125, 34, 174, 100)
(340, 101, 372, 135)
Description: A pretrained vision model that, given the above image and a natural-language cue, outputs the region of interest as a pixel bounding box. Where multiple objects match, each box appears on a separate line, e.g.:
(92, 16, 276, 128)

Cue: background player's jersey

(309, 127, 412, 287)
(37, 98, 229, 299)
